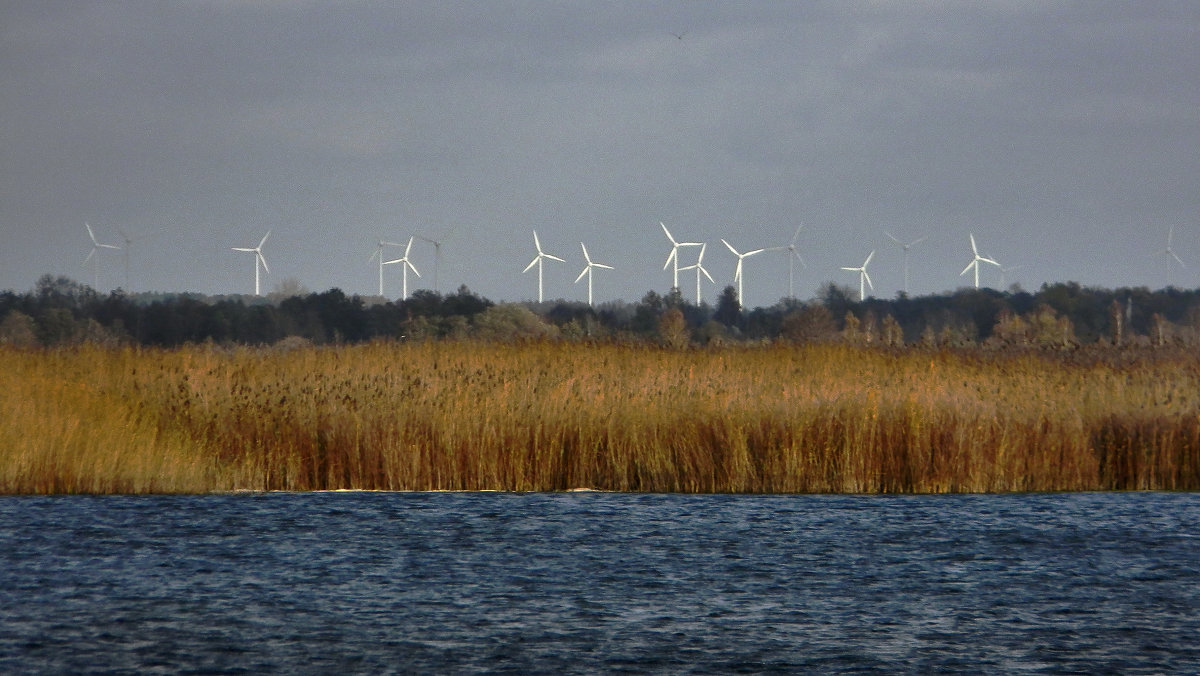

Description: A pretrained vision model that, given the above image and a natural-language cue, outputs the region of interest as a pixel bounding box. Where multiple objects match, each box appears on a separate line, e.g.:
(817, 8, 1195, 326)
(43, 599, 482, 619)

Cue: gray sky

(2, 1, 1199, 306)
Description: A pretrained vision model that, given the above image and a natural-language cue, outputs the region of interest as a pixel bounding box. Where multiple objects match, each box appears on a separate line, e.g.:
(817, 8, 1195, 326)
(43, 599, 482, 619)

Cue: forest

(3, 274, 1200, 350)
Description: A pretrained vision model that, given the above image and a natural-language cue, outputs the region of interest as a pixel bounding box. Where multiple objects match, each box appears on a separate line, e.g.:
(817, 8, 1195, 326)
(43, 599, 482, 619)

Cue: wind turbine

(1156, 225, 1186, 275)
(367, 238, 405, 296)
(769, 223, 807, 300)
(83, 222, 121, 290)
(999, 264, 1022, 288)
(959, 233, 1000, 289)
(231, 230, 271, 296)
(660, 221, 702, 291)
(383, 236, 421, 299)
(884, 231, 927, 295)
(721, 238, 766, 308)
(115, 227, 160, 291)
(840, 250, 874, 302)
(414, 234, 445, 294)
(679, 243, 715, 304)
(574, 242, 614, 306)
(522, 230, 564, 303)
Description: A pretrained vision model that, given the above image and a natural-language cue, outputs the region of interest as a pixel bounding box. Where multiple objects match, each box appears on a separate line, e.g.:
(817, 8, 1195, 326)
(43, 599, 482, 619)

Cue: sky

(2, 1, 1199, 307)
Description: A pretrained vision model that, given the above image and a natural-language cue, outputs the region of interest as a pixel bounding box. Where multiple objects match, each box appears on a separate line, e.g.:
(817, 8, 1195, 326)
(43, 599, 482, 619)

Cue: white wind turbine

(1155, 226, 1186, 285)
(960, 233, 1000, 289)
(769, 223, 807, 300)
(884, 231, 927, 295)
(383, 236, 421, 299)
(83, 222, 121, 290)
(721, 238, 766, 308)
(231, 230, 271, 296)
(368, 238, 405, 296)
(574, 242, 614, 306)
(522, 230, 564, 303)
(840, 250, 875, 302)
(660, 221, 702, 291)
(679, 243, 715, 304)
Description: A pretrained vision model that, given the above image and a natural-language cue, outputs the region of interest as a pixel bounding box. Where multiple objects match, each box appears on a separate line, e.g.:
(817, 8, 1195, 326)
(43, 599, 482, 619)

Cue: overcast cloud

(2, 2, 1198, 306)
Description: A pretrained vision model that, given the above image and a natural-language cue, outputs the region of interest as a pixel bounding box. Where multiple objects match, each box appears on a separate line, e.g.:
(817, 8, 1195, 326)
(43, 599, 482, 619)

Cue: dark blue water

(1, 492, 1198, 674)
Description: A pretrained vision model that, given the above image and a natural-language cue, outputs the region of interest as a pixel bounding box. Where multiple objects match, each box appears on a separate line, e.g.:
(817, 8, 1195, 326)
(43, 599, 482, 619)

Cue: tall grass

(2, 341, 1197, 493)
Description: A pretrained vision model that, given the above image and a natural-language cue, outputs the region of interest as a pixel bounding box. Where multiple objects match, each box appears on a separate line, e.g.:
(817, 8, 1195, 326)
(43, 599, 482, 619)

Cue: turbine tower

(769, 223, 806, 300)
(959, 233, 1000, 289)
(679, 243, 715, 304)
(368, 238, 405, 296)
(840, 250, 875, 302)
(231, 230, 271, 296)
(574, 242, 614, 306)
(721, 238, 765, 308)
(884, 231, 927, 295)
(522, 230, 564, 303)
(660, 221, 702, 291)
(84, 223, 121, 291)
(383, 236, 421, 299)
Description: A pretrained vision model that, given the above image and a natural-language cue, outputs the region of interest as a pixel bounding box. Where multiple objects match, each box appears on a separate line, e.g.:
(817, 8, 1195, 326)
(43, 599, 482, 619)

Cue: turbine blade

(980, 256, 1000, 266)
(960, 261, 975, 276)
(404, 237, 414, 257)
(864, 250, 874, 267)
(533, 230, 542, 253)
(575, 267, 589, 283)
(660, 221, 676, 245)
(790, 223, 804, 245)
(259, 230, 271, 248)
(701, 266, 715, 284)
(885, 231, 901, 244)
(840, 266, 857, 272)
(85, 222, 99, 245)
(664, 248, 676, 270)
(368, 248, 380, 263)
(408, 261, 421, 277)
(912, 235, 928, 246)
(734, 260, 744, 281)
(100, 243, 121, 250)
(84, 248, 96, 264)
(722, 239, 739, 256)
(864, 271, 873, 290)
(794, 252, 806, 268)
(1171, 251, 1185, 268)
(546, 253, 565, 263)
(745, 248, 766, 256)
(523, 257, 539, 273)
(580, 242, 592, 264)
(969, 233, 978, 255)
(595, 263, 614, 270)
(258, 253, 270, 274)
(232, 247, 255, 252)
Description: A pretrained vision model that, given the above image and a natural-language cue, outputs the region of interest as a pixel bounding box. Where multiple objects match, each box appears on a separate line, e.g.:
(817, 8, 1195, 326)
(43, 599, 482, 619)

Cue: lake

(1, 492, 1198, 673)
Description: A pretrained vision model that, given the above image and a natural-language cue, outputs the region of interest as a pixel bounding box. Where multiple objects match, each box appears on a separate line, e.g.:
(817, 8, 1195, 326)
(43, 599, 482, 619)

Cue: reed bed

(1, 341, 1198, 494)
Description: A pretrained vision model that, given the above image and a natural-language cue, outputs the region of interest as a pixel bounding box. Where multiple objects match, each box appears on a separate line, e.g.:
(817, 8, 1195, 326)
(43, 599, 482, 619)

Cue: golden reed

(1, 341, 1197, 494)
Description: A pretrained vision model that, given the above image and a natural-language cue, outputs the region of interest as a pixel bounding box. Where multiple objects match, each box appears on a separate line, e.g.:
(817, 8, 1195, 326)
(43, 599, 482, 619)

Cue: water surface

(1, 492, 1197, 673)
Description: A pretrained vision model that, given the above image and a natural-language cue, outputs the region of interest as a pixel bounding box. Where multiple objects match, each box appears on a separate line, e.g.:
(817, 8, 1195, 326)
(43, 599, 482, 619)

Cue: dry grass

(1, 341, 1197, 494)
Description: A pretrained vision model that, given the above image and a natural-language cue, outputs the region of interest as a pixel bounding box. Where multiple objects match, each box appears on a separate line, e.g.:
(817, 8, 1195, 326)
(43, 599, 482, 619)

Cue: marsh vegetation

(3, 341, 1197, 494)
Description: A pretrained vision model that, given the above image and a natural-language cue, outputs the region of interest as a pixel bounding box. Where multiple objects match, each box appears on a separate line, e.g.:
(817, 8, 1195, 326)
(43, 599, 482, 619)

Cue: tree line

(2, 274, 1199, 349)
